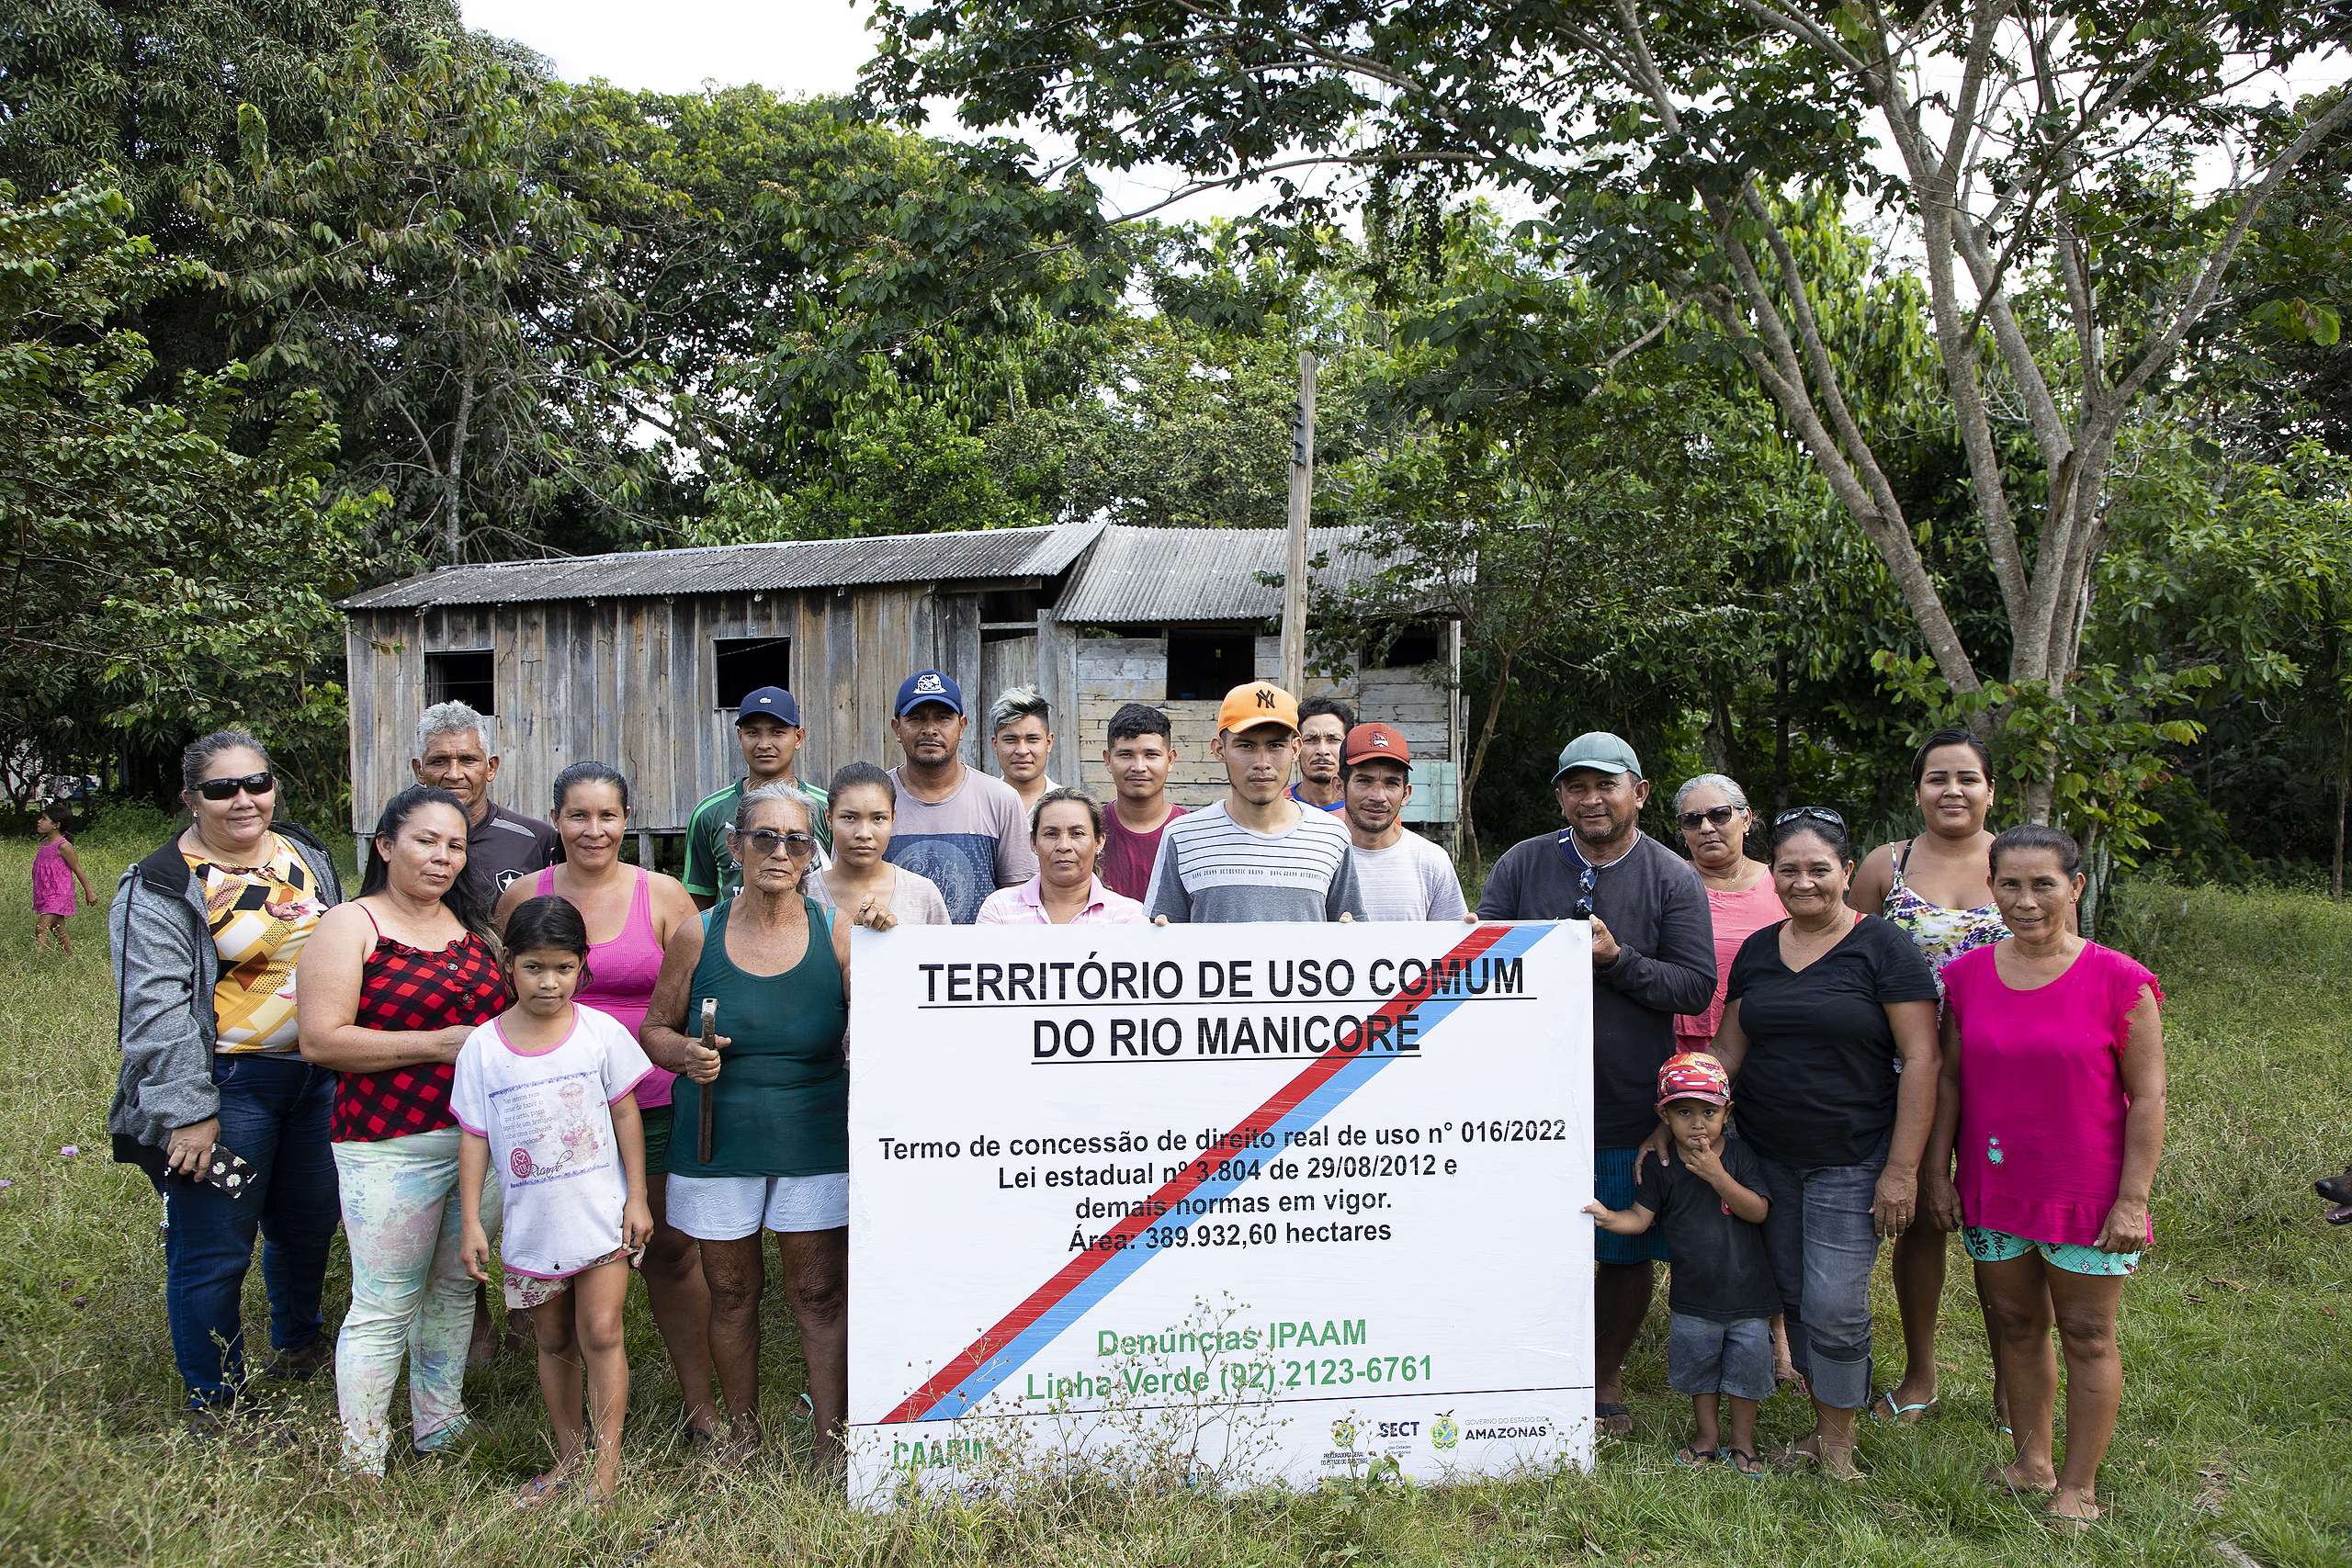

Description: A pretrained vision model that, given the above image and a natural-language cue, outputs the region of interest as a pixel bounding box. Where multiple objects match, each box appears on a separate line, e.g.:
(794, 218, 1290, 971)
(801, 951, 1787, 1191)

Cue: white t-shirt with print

(452, 1004, 653, 1280)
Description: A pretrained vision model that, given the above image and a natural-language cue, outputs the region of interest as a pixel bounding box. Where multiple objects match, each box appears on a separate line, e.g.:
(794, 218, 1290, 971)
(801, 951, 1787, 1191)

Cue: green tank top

(666, 897, 847, 1179)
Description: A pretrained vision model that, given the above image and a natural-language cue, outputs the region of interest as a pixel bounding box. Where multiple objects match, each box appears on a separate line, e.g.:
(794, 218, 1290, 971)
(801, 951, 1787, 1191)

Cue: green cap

(1552, 730, 1642, 783)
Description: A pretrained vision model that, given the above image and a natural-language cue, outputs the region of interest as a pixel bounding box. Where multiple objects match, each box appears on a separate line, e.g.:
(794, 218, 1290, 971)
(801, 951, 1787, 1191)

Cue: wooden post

(1279, 351, 1317, 695)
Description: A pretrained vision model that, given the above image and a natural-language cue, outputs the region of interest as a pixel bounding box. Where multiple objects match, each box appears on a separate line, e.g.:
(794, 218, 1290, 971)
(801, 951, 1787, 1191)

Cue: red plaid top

(333, 925, 507, 1143)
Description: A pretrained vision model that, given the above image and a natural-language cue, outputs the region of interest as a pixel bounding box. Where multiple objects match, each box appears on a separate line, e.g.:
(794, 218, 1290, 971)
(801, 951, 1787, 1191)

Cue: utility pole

(1279, 350, 1317, 695)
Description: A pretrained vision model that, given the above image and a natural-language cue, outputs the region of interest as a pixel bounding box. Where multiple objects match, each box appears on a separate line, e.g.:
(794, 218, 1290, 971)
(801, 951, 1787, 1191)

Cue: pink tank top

(537, 866, 673, 1108)
(1942, 941, 2163, 1247)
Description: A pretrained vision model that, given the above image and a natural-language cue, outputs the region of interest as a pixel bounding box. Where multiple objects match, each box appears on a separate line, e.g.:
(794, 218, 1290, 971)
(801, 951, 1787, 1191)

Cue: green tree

(551, 82, 1124, 535)
(191, 20, 652, 564)
(0, 184, 374, 804)
(0, 1, 468, 395)
(866, 0, 2352, 817)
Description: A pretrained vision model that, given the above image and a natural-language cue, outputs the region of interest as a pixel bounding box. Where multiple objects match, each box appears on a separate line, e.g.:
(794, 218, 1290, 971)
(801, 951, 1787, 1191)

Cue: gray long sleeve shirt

(107, 824, 344, 1156)
(1477, 829, 1715, 1147)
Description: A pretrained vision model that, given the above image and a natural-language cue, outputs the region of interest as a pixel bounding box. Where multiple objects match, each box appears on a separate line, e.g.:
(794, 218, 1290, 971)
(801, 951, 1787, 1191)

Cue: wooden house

(341, 522, 1462, 857)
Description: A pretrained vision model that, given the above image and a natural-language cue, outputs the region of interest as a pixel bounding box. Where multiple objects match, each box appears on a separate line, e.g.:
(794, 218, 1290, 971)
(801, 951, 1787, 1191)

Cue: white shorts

(664, 1172, 848, 1240)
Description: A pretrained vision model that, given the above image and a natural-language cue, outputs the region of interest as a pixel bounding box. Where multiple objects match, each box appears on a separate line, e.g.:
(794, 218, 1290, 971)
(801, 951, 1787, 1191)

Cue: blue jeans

(164, 1054, 341, 1408)
(1750, 1139, 1888, 1412)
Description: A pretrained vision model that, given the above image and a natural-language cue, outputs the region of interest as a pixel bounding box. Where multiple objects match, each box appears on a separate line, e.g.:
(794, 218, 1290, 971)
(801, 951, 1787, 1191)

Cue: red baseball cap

(1656, 1051, 1732, 1109)
(1343, 723, 1412, 767)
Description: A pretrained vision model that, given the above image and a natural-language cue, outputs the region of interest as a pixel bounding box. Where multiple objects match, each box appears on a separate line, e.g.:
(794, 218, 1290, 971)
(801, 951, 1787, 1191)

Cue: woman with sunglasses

(299, 784, 508, 1472)
(108, 729, 345, 1427)
(1710, 807, 1940, 1478)
(643, 783, 889, 1467)
(1848, 728, 2008, 1428)
(1670, 775, 1785, 1056)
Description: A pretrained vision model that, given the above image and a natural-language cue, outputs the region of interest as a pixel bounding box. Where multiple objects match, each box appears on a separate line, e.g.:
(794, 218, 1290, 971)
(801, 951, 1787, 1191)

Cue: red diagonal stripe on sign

(879, 921, 1512, 1425)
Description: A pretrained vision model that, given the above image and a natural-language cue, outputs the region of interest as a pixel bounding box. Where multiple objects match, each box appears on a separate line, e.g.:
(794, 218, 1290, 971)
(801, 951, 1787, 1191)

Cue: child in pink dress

(31, 807, 96, 953)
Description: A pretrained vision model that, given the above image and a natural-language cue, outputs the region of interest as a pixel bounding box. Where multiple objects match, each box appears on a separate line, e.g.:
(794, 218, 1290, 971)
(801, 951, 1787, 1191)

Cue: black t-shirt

(1725, 914, 1939, 1168)
(1634, 1134, 1778, 1323)
(467, 802, 560, 897)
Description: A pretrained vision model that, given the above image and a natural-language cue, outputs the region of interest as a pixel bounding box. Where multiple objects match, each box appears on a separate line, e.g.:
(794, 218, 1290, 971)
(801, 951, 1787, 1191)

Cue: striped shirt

(1144, 800, 1365, 923)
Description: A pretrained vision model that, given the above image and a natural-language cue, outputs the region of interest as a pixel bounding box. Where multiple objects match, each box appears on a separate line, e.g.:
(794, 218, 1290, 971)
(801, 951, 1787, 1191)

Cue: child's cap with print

(1656, 1050, 1732, 1110)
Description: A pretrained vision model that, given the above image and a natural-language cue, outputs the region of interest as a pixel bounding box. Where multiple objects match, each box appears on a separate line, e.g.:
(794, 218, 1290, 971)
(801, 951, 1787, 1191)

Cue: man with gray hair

(987, 685, 1058, 819)
(410, 700, 559, 896)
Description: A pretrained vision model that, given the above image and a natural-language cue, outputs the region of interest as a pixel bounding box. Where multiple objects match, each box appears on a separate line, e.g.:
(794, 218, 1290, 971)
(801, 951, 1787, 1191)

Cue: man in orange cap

(1145, 682, 1363, 923)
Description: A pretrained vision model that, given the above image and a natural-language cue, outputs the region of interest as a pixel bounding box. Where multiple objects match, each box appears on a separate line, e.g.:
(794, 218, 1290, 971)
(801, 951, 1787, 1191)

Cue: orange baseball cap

(1216, 681, 1299, 735)
(1343, 722, 1412, 767)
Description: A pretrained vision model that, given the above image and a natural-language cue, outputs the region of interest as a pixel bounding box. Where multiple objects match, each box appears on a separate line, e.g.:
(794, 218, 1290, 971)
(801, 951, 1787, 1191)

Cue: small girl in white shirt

(458, 897, 653, 1506)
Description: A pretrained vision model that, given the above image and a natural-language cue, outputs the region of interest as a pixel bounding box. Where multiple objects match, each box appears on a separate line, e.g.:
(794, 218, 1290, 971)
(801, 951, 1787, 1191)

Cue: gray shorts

(1667, 1312, 1774, 1402)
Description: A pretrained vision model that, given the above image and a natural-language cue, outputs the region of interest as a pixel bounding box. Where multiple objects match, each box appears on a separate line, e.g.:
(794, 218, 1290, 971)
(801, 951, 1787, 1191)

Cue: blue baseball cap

(737, 686, 802, 727)
(895, 669, 966, 717)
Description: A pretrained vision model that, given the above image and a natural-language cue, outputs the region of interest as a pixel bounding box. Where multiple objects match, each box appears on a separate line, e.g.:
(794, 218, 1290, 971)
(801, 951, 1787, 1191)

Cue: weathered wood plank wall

(346, 597, 1459, 838)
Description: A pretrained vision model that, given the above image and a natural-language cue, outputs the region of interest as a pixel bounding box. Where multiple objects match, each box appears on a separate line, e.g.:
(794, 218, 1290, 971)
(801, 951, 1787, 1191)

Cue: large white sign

(845, 919, 1594, 1506)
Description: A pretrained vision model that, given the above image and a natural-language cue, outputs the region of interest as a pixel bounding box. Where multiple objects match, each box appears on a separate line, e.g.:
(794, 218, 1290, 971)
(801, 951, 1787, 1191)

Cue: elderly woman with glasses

(1703, 806, 1940, 1479)
(1669, 774, 1784, 1057)
(642, 783, 888, 1466)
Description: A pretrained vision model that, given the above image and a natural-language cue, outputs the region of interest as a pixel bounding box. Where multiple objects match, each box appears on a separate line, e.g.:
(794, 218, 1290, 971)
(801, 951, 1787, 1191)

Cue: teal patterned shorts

(1961, 1224, 2139, 1277)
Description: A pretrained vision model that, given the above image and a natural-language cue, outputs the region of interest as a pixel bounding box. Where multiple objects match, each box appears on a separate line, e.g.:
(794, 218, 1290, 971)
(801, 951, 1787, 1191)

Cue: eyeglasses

(1678, 805, 1740, 830)
(735, 829, 816, 861)
(197, 772, 276, 801)
(1772, 806, 1846, 829)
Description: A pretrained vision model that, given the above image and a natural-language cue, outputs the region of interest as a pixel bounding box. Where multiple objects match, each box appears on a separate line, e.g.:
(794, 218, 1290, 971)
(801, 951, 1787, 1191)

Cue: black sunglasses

(1570, 863, 1599, 921)
(197, 771, 276, 801)
(1773, 805, 1846, 829)
(1678, 805, 1741, 830)
(734, 828, 816, 861)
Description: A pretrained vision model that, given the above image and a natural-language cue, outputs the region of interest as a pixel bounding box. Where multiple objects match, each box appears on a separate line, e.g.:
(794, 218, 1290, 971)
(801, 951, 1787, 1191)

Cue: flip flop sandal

(2047, 1502, 2105, 1531)
(1595, 1402, 1634, 1437)
(1673, 1445, 1718, 1467)
(1724, 1448, 1767, 1479)
(514, 1473, 573, 1508)
(1869, 1390, 1937, 1426)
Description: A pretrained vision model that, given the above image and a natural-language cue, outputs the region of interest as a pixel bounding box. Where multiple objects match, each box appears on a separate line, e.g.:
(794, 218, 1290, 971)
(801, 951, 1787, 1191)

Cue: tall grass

(0, 818, 2346, 1565)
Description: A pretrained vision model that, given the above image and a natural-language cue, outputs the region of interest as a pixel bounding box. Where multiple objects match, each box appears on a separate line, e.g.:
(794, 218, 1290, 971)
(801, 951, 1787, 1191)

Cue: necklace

(1782, 908, 1857, 964)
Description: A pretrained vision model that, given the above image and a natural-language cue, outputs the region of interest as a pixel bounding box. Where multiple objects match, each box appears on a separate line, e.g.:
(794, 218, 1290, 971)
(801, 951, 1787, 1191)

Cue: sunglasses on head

(197, 771, 276, 801)
(1773, 805, 1846, 829)
(735, 828, 816, 861)
(1678, 805, 1740, 830)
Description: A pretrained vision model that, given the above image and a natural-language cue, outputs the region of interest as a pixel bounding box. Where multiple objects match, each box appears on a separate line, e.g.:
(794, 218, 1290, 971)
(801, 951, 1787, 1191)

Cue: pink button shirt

(975, 875, 1147, 926)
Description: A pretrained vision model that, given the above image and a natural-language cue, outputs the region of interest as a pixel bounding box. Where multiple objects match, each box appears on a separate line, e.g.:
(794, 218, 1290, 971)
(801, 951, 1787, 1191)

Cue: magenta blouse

(1941, 941, 2163, 1247)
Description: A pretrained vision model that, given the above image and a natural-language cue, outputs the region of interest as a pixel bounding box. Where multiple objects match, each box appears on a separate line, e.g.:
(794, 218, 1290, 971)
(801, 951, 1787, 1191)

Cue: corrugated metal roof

(342, 522, 1103, 610)
(1054, 525, 1388, 625)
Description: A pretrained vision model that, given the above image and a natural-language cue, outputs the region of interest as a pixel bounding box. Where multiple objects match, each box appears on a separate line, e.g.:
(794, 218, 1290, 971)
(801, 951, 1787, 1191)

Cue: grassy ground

(1, 815, 2346, 1566)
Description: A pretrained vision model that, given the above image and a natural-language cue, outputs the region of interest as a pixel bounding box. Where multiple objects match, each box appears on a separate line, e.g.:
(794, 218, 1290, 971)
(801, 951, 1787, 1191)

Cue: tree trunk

(1770, 651, 1790, 814)
(441, 373, 476, 564)
(1456, 645, 1521, 879)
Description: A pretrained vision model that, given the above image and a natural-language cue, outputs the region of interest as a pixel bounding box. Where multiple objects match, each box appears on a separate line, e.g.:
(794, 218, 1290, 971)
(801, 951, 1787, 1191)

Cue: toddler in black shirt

(1585, 1051, 1776, 1476)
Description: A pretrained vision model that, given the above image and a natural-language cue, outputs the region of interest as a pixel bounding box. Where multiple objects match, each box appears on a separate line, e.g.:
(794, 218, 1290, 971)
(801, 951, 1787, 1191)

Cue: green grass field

(2, 816, 2346, 1566)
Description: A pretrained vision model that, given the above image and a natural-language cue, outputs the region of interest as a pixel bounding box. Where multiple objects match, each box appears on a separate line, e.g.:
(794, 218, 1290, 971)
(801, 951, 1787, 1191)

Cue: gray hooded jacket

(107, 824, 345, 1156)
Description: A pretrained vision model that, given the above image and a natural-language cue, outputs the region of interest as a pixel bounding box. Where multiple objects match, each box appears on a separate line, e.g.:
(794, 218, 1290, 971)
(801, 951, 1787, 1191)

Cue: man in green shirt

(684, 687, 831, 908)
